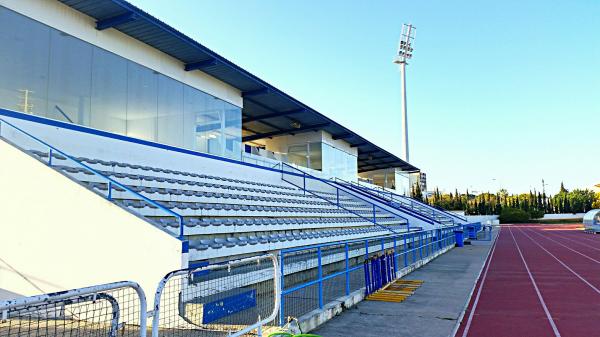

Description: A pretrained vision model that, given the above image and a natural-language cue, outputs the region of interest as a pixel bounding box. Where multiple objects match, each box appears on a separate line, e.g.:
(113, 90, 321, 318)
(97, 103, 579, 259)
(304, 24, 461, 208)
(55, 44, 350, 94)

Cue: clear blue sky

(130, 0, 599, 195)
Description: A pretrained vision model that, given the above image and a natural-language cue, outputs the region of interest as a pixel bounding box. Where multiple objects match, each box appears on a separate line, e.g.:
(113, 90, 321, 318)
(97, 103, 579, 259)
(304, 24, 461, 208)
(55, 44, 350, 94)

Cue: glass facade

(288, 142, 323, 171)
(0, 6, 241, 159)
(321, 142, 358, 181)
(286, 141, 357, 181)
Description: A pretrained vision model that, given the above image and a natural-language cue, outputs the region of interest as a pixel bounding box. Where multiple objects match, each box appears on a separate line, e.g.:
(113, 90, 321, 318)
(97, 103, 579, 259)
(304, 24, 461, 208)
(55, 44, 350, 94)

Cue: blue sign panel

(202, 289, 257, 324)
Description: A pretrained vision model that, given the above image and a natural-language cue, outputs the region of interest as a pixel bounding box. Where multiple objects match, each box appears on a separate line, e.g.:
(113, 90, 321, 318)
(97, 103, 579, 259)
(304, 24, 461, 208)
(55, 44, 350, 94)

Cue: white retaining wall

(0, 140, 182, 298)
(537, 213, 585, 220)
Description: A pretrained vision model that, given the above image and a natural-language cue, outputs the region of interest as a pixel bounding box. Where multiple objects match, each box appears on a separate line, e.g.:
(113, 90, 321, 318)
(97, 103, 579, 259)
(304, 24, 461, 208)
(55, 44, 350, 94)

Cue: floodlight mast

(394, 23, 415, 163)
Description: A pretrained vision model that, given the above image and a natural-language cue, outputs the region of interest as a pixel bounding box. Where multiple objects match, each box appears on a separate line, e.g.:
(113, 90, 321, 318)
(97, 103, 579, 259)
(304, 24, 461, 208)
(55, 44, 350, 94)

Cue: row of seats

(29, 149, 410, 258)
(189, 225, 404, 250)
(118, 198, 365, 215)
(30, 150, 292, 191)
(154, 215, 398, 229)
(87, 182, 332, 207)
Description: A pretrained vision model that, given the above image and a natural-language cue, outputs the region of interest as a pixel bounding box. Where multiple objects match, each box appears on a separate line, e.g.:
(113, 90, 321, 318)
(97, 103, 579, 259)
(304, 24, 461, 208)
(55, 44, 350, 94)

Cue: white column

(400, 62, 409, 162)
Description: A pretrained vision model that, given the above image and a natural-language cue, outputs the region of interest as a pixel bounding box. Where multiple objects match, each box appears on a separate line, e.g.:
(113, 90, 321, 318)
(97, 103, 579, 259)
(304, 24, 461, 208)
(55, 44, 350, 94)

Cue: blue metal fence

(278, 226, 460, 324)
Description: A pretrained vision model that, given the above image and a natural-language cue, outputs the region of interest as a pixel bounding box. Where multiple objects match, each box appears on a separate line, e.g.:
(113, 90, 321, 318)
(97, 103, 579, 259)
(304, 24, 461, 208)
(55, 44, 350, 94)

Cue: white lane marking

(509, 226, 561, 337)
(525, 228, 600, 264)
(541, 230, 600, 253)
(460, 227, 501, 337)
(517, 226, 600, 296)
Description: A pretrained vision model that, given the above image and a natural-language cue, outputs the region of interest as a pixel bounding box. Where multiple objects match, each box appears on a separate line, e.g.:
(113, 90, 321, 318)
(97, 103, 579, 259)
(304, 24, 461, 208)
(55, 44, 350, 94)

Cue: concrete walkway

(312, 233, 496, 337)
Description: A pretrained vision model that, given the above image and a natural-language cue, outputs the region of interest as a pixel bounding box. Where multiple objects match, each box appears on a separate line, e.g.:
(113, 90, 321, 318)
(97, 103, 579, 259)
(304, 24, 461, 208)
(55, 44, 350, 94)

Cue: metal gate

(0, 281, 147, 337)
(151, 254, 280, 337)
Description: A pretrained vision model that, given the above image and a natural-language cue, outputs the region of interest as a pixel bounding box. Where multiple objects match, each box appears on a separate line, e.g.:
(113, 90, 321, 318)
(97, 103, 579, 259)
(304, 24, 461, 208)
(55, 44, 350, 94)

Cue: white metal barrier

(0, 281, 147, 337)
(151, 254, 280, 337)
(0, 255, 280, 337)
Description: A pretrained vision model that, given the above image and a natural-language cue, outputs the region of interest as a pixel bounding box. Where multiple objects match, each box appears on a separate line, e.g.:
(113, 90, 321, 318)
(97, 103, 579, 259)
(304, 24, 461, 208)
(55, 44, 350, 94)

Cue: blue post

(382, 255, 387, 284)
(279, 253, 285, 326)
(419, 232, 423, 259)
(364, 260, 371, 295)
(303, 173, 306, 195)
(48, 148, 53, 166)
(410, 233, 417, 263)
(425, 231, 431, 257)
(403, 234, 408, 267)
(336, 189, 340, 208)
(317, 247, 323, 309)
(345, 243, 350, 296)
(375, 256, 381, 289)
(393, 237, 398, 272)
(178, 216, 184, 238)
(107, 181, 112, 200)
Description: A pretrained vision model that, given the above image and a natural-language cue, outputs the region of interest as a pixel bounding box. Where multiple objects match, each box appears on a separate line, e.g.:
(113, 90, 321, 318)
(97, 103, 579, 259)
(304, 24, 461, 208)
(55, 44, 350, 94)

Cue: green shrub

(499, 207, 530, 223)
(529, 208, 545, 219)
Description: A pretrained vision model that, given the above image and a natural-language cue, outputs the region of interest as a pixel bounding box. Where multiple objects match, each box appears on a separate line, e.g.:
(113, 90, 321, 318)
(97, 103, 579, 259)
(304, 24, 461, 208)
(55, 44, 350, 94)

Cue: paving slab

(312, 231, 497, 337)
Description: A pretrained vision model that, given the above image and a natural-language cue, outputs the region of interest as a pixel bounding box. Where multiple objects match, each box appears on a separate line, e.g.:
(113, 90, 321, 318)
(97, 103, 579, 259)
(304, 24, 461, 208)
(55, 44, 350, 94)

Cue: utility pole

(393, 23, 416, 163)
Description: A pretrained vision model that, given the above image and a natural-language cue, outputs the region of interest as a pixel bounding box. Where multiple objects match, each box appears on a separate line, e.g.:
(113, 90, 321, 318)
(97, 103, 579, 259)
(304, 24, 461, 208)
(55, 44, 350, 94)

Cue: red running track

(456, 224, 600, 337)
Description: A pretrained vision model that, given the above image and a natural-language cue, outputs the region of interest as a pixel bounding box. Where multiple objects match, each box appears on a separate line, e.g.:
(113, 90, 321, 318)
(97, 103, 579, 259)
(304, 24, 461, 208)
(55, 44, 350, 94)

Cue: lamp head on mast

(394, 24, 416, 65)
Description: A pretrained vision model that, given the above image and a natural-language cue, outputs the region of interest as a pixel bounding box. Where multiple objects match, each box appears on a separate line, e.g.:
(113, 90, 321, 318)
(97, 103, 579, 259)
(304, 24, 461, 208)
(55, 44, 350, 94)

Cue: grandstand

(0, 0, 468, 334)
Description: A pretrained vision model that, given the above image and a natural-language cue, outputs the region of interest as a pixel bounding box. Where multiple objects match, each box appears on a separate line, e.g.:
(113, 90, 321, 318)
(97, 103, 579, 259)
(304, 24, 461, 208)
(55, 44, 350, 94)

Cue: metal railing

(0, 118, 186, 239)
(0, 281, 147, 337)
(333, 178, 440, 225)
(281, 163, 410, 234)
(152, 254, 280, 337)
(278, 226, 459, 324)
(1, 255, 282, 337)
(343, 178, 466, 223)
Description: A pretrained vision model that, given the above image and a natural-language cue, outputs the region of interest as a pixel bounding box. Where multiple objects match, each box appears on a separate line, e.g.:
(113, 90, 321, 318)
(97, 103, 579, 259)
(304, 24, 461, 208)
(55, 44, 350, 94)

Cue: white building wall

(0, 0, 242, 107)
(0, 139, 182, 298)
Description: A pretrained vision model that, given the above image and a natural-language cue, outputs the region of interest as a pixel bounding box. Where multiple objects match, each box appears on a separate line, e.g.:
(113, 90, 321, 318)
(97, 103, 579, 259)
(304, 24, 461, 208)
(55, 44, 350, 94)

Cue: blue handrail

(348, 179, 466, 223)
(281, 163, 409, 234)
(432, 205, 468, 222)
(334, 179, 439, 225)
(0, 118, 185, 239)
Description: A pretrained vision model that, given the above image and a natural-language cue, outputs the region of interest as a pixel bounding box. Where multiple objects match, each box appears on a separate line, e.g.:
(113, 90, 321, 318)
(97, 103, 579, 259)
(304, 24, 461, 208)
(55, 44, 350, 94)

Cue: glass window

(126, 62, 158, 141)
(90, 48, 127, 134)
(288, 143, 309, 168)
(47, 30, 93, 125)
(0, 7, 50, 117)
(288, 142, 323, 171)
(224, 101, 242, 160)
(202, 97, 225, 156)
(0, 7, 242, 159)
(183, 86, 208, 151)
(321, 142, 358, 181)
(157, 75, 184, 147)
(308, 142, 322, 171)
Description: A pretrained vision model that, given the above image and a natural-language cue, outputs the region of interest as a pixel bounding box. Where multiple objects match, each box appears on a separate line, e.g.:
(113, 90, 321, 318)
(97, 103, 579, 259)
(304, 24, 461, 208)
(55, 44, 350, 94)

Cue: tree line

(412, 182, 599, 216)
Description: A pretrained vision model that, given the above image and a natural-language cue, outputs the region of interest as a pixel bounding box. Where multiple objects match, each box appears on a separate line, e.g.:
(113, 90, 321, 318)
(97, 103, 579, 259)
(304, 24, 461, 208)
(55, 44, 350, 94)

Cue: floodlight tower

(393, 23, 415, 163)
